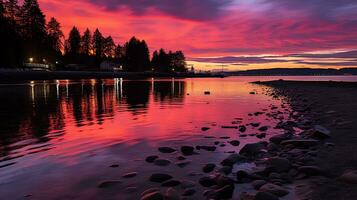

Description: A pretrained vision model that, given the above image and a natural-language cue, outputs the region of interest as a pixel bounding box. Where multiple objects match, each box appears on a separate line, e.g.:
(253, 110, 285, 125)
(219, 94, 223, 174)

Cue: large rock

(269, 134, 291, 144)
(259, 183, 289, 197)
(339, 170, 357, 184)
(149, 173, 173, 183)
(239, 142, 268, 157)
(254, 192, 279, 200)
(298, 166, 324, 176)
(312, 125, 331, 139)
(221, 153, 245, 166)
(266, 157, 291, 173)
(281, 139, 319, 148)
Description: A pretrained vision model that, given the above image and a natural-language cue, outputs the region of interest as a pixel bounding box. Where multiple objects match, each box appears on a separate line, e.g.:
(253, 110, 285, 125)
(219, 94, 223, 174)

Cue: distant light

(43, 59, 46, 63)
(172, 68, 175, 71)
(152, 68, 154, 71)
(29, 57, 33, 63)
(55, 61, 59, 64)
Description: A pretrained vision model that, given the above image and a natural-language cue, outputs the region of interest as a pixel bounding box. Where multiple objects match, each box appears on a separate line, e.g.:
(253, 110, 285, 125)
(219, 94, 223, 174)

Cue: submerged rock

(158, 147, 177, 153)
(149, 173, 173, 183)
(239, 125, 247, 132)
(97, 180, 122, 188)
(254, 192, 279, 200)
(161, 180, 181, 187)
(201, 127, 210, 131)
(196, 145, 216, 151)
(175, 161, 191, 168)
(258, 126, 269, 132)
(154, 159, 171, 166)
(181, 146, 195, 156)
(146, 155, 159, 163)
(230, 140, 240, 146)
(203, 163, 216, 173)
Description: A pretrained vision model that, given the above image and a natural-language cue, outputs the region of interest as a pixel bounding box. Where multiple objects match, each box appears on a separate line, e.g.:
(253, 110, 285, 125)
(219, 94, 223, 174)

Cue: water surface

(0, 76, 355, 199)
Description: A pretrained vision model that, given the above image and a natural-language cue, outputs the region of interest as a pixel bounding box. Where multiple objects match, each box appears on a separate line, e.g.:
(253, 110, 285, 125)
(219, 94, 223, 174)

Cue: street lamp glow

(29, 57, 33, 63)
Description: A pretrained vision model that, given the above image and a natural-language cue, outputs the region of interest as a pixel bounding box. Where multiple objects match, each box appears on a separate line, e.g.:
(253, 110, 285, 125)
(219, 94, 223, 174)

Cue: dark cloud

(294, 61, 357, 67)
(262, 0, 357, 20)
(88, 0, 233, 21)
(190, 56, 288, 64)
(288, 50, 357, 58)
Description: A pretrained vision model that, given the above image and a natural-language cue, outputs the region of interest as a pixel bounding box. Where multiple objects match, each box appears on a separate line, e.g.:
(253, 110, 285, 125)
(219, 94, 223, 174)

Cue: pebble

(181, 180, 195, 189)
(109, 164, 119, 168)
(196, 145, 216, 151)
(258, 126, 269, 132)
(176, 161, 191, 168)
(239, 125, 247, 132)
(165, 188, 180, 200)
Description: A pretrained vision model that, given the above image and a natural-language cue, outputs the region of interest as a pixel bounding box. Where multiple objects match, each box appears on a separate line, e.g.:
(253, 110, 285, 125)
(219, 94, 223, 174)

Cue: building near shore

(100, 61, 122, 71)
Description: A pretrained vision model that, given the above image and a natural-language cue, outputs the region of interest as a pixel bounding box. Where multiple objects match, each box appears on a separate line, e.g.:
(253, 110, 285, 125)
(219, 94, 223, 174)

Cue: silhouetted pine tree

(123, 37, 150, 72)
(46, 17, 63, 64)
(64, 26, 81, 63)
(21, 0, 47, 62)
(103, 36, 115, 58)
(81, 28, 92, 56)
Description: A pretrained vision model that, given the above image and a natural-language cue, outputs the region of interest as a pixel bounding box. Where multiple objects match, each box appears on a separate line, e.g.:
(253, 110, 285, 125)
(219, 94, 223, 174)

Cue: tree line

(0, 0, 187, 72)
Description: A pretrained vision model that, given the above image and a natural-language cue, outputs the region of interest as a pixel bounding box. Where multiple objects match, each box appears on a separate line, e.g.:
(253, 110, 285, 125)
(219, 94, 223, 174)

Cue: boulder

(339, 170, 357, 184)
(266, 157, 291, 173)
(312, 125, 331, 139)
(281, 139, 319, 148)
(239, 142, 268, 157)
(259, 183, 289, 197)
(254, 192, 279, 200)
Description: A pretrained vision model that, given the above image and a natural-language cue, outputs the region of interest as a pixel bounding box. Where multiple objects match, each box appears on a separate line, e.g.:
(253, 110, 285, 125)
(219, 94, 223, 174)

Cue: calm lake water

(0, 76, 356, 199)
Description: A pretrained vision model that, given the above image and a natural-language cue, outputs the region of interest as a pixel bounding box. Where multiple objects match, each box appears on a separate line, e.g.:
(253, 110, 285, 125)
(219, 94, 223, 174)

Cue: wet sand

(256, 80, 357, 200)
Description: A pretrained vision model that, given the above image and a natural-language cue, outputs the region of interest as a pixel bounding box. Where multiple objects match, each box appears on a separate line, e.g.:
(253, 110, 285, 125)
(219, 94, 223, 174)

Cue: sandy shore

(256, 80, 357, 200)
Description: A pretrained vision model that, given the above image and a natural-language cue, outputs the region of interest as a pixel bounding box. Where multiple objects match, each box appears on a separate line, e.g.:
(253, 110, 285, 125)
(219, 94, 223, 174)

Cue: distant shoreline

(0, 70, 226, 82)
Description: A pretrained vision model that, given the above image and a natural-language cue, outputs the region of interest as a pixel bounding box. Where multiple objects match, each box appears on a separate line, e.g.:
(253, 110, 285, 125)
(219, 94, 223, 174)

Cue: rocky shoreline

(93, 80, 357, 200)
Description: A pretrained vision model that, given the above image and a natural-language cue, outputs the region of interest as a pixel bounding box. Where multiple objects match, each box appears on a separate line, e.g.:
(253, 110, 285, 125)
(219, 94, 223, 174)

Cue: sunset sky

(38, 0, 357, 71)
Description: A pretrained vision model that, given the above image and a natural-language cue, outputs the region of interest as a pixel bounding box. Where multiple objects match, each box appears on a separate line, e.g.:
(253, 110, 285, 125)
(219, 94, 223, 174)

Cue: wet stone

(252, 180, 267, 190)
(239, 125, 247, 132)
(259, 183, 289, 197)
(140, 191, 164, 200)
(176, 161, 191, 168)
(266, 157, 291, 173)
(196, 145, 216, 152)
(258, 126, 269, 132)
(109, 164, 119, 168)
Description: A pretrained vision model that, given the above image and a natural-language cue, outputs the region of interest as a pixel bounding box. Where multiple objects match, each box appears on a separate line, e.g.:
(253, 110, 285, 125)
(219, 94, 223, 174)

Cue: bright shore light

(29, 57, 33, 63)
